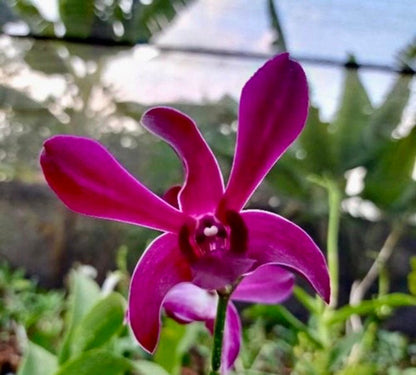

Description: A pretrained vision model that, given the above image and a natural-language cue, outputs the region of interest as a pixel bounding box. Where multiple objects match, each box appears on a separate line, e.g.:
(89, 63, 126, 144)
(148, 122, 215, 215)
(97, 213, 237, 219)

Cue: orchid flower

(40, 53, 330, 369)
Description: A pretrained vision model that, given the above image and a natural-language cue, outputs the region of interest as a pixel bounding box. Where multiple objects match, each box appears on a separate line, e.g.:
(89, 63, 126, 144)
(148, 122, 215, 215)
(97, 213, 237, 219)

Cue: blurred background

(0, 0, 415, 374)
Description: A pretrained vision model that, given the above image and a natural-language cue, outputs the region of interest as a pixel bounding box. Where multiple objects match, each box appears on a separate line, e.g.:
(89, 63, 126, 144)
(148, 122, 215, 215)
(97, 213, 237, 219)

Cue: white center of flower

(203, 225, 218, 237)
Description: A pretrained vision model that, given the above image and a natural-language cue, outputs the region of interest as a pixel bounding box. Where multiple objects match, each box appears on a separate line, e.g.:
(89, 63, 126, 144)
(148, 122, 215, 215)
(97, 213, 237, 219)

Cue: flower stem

(326, 179, 341, 309)
(309, 175, 342, 310)
(210, 290, 231, 375)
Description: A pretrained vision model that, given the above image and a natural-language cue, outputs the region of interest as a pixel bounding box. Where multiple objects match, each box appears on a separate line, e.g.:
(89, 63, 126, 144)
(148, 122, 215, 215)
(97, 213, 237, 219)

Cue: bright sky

(107, 0, 415, 121)
(156, 0, 416, 66)
(31, 0, 59, 21)
(5, 0, 416, 124)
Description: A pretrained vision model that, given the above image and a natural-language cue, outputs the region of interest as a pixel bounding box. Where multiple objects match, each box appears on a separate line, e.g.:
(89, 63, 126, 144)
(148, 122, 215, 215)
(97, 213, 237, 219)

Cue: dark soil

(0, 334, 20, 375)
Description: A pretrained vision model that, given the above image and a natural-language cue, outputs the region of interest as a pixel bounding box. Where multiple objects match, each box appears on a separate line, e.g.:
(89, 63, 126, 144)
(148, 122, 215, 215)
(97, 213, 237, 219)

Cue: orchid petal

(232, 264, 294, 304)
(41, 135, 186, 232)
(142, 107, 224, 215)
(164, 283, 217, 324)
(222, 303, 242, 372)
(222, 54, 309, 211)
(163, 185, 181, 209)
(128, 233, 192, 353)
(241, 210, 330, 303)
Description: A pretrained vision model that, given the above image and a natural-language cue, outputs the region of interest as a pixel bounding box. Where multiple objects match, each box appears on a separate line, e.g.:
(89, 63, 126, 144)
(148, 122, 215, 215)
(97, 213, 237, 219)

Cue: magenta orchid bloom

(40, 53, 330, 364)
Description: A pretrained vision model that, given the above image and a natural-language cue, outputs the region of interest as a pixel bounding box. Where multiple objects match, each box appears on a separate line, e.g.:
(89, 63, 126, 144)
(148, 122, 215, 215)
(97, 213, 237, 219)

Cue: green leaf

(389, 369, 416, 375)
(267, 151, 309, 200)
(54, 349, 133, 375)
(293, 286, 321, 314)
(58, 0, 95, 39)
(327, 293, 416, 325)
(154, 319, 199, 374)
(244, 304, 322, 348)
(298, 105, 336, 176)
(362, 127, 416, 211)
(368, 75, 411, 143)
(71, 292, 125, 354)
(339, 364, 377, 375)
(17, 341, 58, 375)
(332, 68, 373, 171)
(126, 0, 193, 43)
(408, 257, 416, 296)
(328, 332, 363, 370)
(58, 269, 101, 363)
(397, 36, 416, 71)
(24, 41, 69, 75)
(8, 0, 54, 35)
(134, 360, 170, 375)
(375, 330, 408, 369)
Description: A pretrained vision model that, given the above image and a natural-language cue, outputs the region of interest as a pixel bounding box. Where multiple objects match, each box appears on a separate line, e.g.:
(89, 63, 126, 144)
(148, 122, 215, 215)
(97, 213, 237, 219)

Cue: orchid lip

(179, 212, 247, 263)
(176, 211, 253, 290)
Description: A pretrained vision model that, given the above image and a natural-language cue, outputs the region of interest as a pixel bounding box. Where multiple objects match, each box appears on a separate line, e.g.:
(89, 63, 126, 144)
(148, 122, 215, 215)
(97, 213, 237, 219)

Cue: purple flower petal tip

(141, 107, 224, 216)
(41, 135, 185, 232)
(223, 53, 309, 211)
(128, 234, 192, 353)
(242, 210, 330, 303)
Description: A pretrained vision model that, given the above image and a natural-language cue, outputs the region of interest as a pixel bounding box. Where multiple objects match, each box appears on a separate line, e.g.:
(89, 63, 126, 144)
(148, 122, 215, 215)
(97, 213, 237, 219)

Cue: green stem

(210, 290, 231, 375)
(326, 180, 341, 309)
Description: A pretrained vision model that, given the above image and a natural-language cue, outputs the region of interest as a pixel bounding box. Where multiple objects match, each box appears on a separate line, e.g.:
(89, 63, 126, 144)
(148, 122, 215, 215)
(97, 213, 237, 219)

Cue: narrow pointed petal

(241, 210, 330, 303)
(223, 54, 309, 211)
(128, 234, 192, 353)
(40, 135, 186, 232)
(142, 107, 224, 216)
(232, 264, 294, 304)
(222, 303, 242, 372)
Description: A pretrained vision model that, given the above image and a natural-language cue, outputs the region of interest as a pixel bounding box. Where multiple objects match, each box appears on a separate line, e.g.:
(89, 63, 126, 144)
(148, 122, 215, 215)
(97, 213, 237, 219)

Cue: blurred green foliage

(243, 289, 416, 374)
(398, 37, 416, 72)
(1, 258, 415, 374)
(11, 265, 174, 375)
(2, 0, 194, 43)
(269, 68, 415, 216)
(408, 257, 416, 297)
(0, 262, 64, 351)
